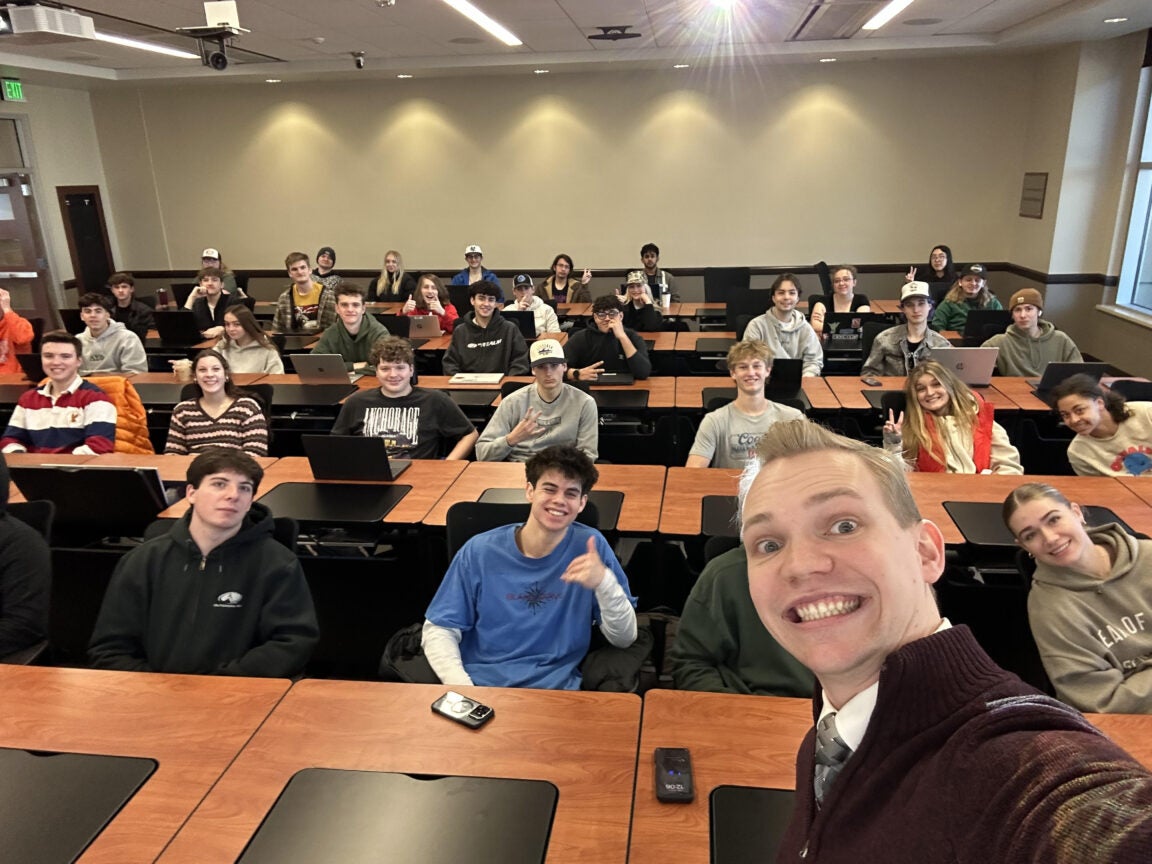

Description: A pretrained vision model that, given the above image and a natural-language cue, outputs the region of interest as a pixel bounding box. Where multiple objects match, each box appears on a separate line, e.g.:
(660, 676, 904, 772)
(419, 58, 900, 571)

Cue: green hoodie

(981, 319, 1083, 377)
(310, 313, 390, 370)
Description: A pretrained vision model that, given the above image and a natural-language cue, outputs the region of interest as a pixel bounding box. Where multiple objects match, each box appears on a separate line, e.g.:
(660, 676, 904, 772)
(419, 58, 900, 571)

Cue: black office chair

(445, 500, 599, 557)
(27, 317, 45, 353)
(1109, 380, 1152, 402)
(500, 380, 530, 399)
(860, 320, 890, 365)
(814, 261, 833, 295)
(703, 267, 751, 303)
(138, 294, 158, 309)
(9, 499, 55, 545)
(142, 515, 300, 553)
(1016, 418, 1075, 475)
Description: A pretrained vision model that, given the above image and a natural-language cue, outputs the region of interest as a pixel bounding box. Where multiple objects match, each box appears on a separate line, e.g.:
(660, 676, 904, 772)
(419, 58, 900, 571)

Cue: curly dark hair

(525, 445, 599, 495)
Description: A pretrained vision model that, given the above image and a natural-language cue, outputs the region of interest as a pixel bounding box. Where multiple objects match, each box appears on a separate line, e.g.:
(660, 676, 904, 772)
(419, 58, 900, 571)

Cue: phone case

(431, 690, 495, 729)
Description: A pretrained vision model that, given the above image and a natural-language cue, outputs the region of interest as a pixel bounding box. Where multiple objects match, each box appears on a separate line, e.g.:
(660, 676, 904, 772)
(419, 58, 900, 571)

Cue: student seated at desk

(618, 270, 663, 331)
(442, 281, 530, 376)
(640, 242, 675, 303)
(883, 360, 1022, 474)
(739, 420, 1152, 861)
(309, 282, 389, 372)
(0, 287, 33, 375)
(931, 263, 1002, 332)
(450, 243, 501, 289)
(312, 245, 340, 293)
(1005, 482, 1152, 714)
(189, 267, 238, 340)
(563, 293, 651, 382)
(0, 452, 51, 660)
(107, 272, 154, 343)
(808, 264, 871, 335)
(77, 292, 147, 375)
(332, 336, 477, 459)
(742, 273, 823, 377)
(505, 273, 559, 336)
(861, 281, 952, 377)
(367, 249, 416, 301)
(476, 339, 598, 463)
(274, 251, 336, 333)
(422, 445, 636, 689)
(687, 340, 804, 469)
(402, 273, 459, 334)
(215, 305, 284, 374)
(165, 350, 268, 456)
(1, 330, 116, 455)
(88, 449, 319, 677)
(668, 544, 814, 696)
(1051, 375, 1152, 477)
(981, 288, 1082, 377)
(539, 252, 591, 303)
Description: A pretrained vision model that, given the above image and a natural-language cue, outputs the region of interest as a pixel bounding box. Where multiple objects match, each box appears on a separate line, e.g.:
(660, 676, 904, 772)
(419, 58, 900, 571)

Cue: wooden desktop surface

(673, 376, 839, 411)
(253, 457, 468, 525)
(127, 371, 268, 387)
(0, 665, 288, 864)
(1117, 477, 1152, 507)
(825, 375, 1022, 412)
(990, 375, 1055, 412)
(659, 467, 743, 536)
(630, 690, 1152, 864)
(159, 681, 641, 864)
(674, 302, 727, 318)
(639, 330, 678, 352)
(423, 460, 666, 532)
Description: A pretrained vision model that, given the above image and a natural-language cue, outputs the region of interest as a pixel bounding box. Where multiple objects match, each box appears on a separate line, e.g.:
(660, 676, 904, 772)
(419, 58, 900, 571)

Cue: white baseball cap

(464, 244, 483, 256)
(201, 248, 220, 260)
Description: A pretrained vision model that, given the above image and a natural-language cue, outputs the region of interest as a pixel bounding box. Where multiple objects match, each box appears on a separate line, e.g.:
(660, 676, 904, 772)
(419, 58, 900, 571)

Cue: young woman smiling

(402, 273, 459, 334)
(883, 360, 1022, 474)
(1004, 481, 1152, 713)
(1050, 375, 1152, 477)
(164, 350, 269, 456)
(215, 306, 284, 374)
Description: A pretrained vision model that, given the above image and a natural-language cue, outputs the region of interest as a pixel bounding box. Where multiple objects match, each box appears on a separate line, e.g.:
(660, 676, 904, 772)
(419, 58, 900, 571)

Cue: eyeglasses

(593, 310, 621, 320)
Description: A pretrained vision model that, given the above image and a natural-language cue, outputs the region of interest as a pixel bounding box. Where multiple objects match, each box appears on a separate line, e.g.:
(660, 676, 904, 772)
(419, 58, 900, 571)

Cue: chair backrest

(703, 267, 751, 302)
(860, 320, 890, 363)
(500, 380, 530, 399)
(137, 294, 158, 309)
(28, 316, 45, 352)
(445, 500, 599, 559)
(814, 261, 833, 295)
(448, 284, 471, 314)
(1109, 379, 1152, 403)
(8, 499, 54, 545)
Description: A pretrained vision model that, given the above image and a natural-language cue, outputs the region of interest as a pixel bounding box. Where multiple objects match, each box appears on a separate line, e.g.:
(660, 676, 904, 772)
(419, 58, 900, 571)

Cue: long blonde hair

(378, 249, 406, 293)
(944, 277, 995, 307)
(901, 360, 979, 466)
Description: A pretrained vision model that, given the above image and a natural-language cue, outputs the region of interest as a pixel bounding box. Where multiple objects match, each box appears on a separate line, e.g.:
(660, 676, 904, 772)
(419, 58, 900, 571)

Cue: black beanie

(316, 246, 336, 266)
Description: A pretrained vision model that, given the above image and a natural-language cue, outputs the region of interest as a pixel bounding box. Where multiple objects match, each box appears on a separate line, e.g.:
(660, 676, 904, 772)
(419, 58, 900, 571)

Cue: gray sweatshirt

(476, 383, 598, 462)
(742, 310, 823, 377)
(78, 320, 147, 374)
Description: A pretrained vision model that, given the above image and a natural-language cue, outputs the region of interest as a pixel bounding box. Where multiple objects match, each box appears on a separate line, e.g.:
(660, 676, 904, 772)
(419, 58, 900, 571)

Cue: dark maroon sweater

(778, 626, 1152, 862)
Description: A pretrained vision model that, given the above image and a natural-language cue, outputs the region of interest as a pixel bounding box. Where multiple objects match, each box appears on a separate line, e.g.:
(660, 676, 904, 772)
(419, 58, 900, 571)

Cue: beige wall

(90, 54, 1041, 273)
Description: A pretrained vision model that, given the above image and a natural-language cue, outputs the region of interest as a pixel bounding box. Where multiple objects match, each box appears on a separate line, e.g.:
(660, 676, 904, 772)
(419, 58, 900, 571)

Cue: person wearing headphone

(981, 288, 1082, 377)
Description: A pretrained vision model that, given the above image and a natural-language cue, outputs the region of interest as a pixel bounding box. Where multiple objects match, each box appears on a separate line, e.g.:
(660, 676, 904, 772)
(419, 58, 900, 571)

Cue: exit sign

(1, 79, 25, 102)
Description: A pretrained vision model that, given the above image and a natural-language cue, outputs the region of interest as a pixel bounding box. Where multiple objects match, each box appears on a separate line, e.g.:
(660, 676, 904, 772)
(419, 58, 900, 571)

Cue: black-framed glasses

(593, 310, 621, 320)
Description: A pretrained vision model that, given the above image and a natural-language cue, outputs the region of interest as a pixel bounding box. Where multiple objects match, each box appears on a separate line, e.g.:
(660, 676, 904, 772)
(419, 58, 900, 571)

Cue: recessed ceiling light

(711, 0, 736, 9)
(533, 69, 549, 74)
(92, 31, 200, 59)
(1104, 17, 1128, 24)
(397, 74, 413, 79)
(438, 0, 522, 46)
(819, 58, 836, 63)
(673, 63, 690, 69)
(862, 0, 916, 31)
(903, 18, 941, 26)
(265, 78, 281, 83)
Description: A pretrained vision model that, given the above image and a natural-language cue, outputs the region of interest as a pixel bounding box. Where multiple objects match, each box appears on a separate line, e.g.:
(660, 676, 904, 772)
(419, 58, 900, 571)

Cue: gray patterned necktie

(813, 712, 853, 806)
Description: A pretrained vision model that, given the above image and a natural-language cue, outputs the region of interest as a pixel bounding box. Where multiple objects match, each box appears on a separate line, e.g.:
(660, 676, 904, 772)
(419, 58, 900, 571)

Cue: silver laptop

(292, 353, 364, 384)
(930, 346, 999, 387)
(408, 315, 441, 338)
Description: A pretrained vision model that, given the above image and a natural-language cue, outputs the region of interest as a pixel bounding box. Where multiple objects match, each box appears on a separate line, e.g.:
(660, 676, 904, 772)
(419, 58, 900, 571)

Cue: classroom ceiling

(0, 0, 1149, 86)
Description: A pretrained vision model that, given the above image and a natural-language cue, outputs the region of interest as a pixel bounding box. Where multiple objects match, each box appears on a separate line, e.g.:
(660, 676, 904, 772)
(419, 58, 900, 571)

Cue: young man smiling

(686, 340, 804, 469)
(77, 292, 148, 375)
(861, 281, 952, 377)
(981, 287, 1083, 377)
(441, 280, 529, 376)
(88, 448, 319, 677)
(274, 251, 336, 332)
(1, 330, 116, 454)
(332, 336, 477, 459)
(309, 283, 389, 371)
(107, 272, 154, 342)
(563, 293, 651, 382)
(476, 338, 598, 462)
(737, 419, 1152, 861)
(742, 273, 823, 377)
(449, 243, 501, 288)
(421, 444, 636, 689)
(189, 267, 236, 340)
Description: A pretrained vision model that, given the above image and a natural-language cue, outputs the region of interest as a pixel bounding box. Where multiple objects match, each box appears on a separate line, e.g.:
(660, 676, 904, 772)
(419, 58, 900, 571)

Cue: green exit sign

(1, 79, 25, 102)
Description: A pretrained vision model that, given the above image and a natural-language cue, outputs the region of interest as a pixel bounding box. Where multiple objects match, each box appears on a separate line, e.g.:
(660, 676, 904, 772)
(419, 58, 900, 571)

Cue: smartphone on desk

(432, 690, 495, 729)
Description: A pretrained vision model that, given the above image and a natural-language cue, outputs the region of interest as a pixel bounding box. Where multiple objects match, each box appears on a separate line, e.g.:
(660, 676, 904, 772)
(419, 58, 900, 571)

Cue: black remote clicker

(654, 747, 695, 803)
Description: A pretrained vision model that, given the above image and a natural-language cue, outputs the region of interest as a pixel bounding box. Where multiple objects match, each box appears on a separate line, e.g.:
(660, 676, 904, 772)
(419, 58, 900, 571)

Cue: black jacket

(88, 502, 318, 677)
(112, 299, 155, 342)
(564, 319, 652, 379)
(191, 292, 237, 332)
(442, 310, 530, 376)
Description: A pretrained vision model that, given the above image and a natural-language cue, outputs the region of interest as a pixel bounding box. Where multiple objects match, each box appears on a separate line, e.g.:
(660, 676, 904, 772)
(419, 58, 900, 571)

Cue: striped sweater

(163, 396, 269, 456)
(0, 377, 116, 454)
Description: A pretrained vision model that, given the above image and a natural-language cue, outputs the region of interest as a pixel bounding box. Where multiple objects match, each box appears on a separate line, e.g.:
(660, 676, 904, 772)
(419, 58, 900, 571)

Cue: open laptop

(302, 434, 410, 481)
(766, 358, 804, 400)
(503, 310, 538, 339)
(1028, 361, 1109, 397)
(152, 310, 205, 345)
(961, 308, 1012, 344)
(930, 346, 999, 387)
(408, 314, 441, 339)
(595, 371, 635, 386)
(291, 353, 364, 384)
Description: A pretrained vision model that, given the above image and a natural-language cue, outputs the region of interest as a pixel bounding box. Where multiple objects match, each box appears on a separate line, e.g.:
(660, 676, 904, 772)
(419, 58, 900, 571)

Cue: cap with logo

(1009, 288, 1044, 311)
(513, 274, 534, 289)
(626, 270, 646, 285)
(201, 248, 221, 260)
(900, 281, 931, 304)
(961, 264, 987, 279)
(464, 244, 484, 256)
(530, 338, 565, 368)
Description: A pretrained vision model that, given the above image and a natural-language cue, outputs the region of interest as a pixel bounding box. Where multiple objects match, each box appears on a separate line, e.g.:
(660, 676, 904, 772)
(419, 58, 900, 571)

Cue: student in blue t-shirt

(421, 445, 637, 689)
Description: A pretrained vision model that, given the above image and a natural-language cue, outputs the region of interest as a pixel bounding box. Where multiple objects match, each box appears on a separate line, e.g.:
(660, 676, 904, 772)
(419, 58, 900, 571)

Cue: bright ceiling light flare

(711, 0, 737, 9)
(92, 31, 200, 59)
(1104, 17, 1128, 24)
(438, 0, 522, 46)
(862, 0, 917, 31)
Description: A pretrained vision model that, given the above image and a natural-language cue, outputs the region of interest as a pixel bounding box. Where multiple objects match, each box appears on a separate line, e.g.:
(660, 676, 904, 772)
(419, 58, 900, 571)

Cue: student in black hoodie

(442, 280, 530, 376)
(88, 448, 319, 677)
(0, 452, 50, 659)
(564, 293, 652, 382)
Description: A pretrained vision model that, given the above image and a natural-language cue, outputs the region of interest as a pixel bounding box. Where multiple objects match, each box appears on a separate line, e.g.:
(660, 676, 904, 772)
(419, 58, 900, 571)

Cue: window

(1118, 66, 1152, 314)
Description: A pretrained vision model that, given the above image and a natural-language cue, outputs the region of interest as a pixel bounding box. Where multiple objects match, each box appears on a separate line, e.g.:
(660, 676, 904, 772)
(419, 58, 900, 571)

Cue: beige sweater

(1067, 402, 1152, 476)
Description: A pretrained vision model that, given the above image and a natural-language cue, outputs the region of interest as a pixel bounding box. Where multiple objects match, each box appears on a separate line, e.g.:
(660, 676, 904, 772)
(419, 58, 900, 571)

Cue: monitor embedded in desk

(710, 785, 795, 864)
(447, 389, 499, 407)
(701, 495, 740, 538)
(255, 482, 411, 527)
(269, 383, 357, 406)
(591, 388, 648, 410)
(1, 747, 156, 864)
(237, 768, 558, 864)
(697, 337, 736, 355)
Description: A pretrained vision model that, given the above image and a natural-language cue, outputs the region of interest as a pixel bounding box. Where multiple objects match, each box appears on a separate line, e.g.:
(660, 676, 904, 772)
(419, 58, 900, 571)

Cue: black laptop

(961, 309, 1013, 344)
(765, 358, 804, 400)
(710, 786, 795, 864)
(59, 308, 84, 335)
(152, 310, 205, 345)
(238, 769, 558, 864)
(302, 434, 411, 481)
(701, 495, 740, 537)
(595, 372, 635, 386)
(821, 312, 889, 352)
(503, 310, 538, 339)
(477, 487, 624, 531)
(371, 314, 428, 348)
(943, 501, 1135, 548)
(1, 747, 157, 864)
(1028, 361, 1110, 399)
